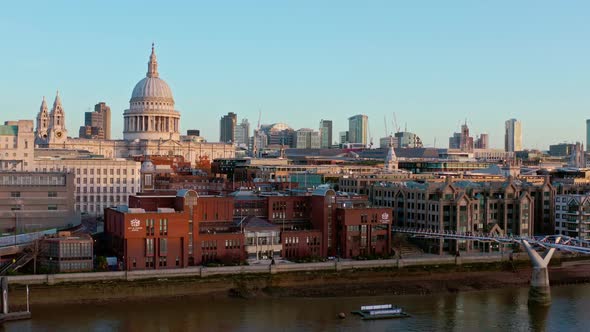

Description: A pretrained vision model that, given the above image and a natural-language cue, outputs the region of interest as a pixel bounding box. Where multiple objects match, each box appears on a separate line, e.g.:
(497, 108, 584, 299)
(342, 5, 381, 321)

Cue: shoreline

(6, 260, 590, 306)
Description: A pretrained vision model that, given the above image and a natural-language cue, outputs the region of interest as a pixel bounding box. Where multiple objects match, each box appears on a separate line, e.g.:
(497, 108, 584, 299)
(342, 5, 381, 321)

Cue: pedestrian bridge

(392, 227, 590, 254)
(392, 227, 590, 305)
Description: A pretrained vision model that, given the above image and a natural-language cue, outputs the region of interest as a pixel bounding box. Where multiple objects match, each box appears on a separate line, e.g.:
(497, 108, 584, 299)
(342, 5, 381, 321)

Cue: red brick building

(105, 190, 245, 270)
(335, 207, 392, 258)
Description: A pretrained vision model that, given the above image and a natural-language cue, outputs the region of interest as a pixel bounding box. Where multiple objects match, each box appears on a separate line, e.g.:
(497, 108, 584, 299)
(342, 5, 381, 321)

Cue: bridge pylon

(522, 239, 558, 306)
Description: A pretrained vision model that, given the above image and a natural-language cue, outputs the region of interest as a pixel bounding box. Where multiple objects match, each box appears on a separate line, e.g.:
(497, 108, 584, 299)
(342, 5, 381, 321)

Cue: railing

(392, 227, 590, 254)
(0, 229, 57, 247)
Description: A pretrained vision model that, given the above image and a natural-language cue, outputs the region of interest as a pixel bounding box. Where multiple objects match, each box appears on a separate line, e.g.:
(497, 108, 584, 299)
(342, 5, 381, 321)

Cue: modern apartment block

(34, 155, 141, 216)
(0, 172, 80, 233)
(371, 178, 548, 253)
(555, 194, 590, 240)
(505, 118, 522, 152)
(0, 120, 34, 171)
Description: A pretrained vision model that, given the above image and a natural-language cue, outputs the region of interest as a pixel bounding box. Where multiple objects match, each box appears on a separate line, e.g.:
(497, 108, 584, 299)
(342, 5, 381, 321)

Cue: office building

(555, 194, 590, 240)
(0, 172, 80, 233)
(220, 112, 237, 144)
(79, 102, 111, 140)
(319, 120, 333, 148)
(394, 131, 423, 148)
(234, 119, 250, 146)
(34, 154, 141, 216)
(348, 114, 368, 145)
(505, 119, 522, 152)
(339, 131, 349, 145)
(293, 129, 321, 149)
(0, 120, 34, 171)
(475, 134, 489, 149)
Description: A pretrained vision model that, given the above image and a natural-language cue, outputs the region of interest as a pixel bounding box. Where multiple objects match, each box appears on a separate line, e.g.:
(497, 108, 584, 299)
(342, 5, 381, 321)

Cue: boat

(351, 304, 410, 320)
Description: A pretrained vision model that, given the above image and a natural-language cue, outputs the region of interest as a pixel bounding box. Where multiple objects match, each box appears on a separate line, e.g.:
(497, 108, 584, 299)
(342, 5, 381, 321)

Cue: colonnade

(124, 115, 179, 133)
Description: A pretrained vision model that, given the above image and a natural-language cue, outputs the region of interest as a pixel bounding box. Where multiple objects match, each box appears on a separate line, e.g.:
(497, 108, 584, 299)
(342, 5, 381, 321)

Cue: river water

(5, 284, 590, 331)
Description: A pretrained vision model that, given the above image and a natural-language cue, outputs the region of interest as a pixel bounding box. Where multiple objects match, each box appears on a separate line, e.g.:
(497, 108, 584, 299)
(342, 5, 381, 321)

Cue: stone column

(522, 239, 555, 306)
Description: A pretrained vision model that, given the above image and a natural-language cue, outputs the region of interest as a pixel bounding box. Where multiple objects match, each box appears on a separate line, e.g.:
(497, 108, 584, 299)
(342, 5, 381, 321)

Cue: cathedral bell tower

(47, 90, 68, 144)
(35, 96, 50, 145)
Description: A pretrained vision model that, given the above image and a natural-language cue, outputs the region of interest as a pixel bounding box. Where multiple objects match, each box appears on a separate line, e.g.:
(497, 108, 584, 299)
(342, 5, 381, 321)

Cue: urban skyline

(1, 2, 589, 150)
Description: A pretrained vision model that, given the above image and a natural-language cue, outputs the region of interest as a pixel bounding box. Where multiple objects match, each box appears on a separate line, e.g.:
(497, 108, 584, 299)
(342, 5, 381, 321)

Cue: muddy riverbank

(6, 260, 590, 306)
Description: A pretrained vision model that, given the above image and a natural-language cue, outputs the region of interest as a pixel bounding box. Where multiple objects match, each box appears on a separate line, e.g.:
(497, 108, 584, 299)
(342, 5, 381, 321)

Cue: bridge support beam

(522, 240, 556, 306)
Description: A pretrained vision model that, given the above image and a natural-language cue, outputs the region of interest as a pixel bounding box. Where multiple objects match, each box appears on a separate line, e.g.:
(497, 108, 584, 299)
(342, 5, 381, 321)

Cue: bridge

(392, 227, 590, 305)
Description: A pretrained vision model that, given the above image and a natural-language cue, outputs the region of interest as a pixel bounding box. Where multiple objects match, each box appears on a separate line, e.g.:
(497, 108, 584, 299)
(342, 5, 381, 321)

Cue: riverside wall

(7, 253, 529, 286)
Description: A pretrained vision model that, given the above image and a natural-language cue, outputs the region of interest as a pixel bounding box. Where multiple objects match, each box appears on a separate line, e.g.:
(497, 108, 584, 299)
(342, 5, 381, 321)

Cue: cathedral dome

(131, 77, 173, 101)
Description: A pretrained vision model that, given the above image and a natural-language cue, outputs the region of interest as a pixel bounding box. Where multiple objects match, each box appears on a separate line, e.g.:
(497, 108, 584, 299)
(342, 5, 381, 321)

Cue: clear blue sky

(1, 1, 589, 149)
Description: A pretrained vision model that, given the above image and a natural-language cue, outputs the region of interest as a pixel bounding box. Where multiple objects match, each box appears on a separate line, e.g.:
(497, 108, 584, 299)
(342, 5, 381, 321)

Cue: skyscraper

(348, 114, 368, 145)
(234, 118, 250, 146)
(505, 119, 522, 152)
(319, 119, 333, 148)
(220, 112, 237, 143)
(79, 102, 111, 140)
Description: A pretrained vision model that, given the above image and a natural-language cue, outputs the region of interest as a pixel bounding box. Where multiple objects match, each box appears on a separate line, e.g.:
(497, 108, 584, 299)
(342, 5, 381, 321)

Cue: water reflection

(4, 284, 590, 331)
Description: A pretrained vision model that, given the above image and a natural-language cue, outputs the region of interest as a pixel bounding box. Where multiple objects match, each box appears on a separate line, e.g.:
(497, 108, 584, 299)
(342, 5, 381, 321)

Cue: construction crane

(384, 115, 388, 136)
(252, 109, 262, 158)
(392, 112, 400, 133)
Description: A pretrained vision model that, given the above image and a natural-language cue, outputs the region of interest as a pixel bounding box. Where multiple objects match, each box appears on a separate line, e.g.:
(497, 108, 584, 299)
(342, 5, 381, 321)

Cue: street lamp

(12, 199, 23, 246)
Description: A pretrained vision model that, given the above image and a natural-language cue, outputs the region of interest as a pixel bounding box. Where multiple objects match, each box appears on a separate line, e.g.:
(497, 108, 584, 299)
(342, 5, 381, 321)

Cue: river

(5, 284, 590, 331)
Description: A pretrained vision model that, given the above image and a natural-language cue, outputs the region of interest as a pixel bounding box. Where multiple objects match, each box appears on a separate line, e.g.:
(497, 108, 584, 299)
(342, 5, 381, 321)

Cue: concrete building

(348, 114, 368, 146)
(34, 154, 141, 216)
(293, 128, 321, 149)
(505, 118, 523, 152)
(394, 131, 422, 148)
(234, 119, 250, 147)
(34, 45, 234, 165)
(319, 119, 333, 148)
(0, 120, 34, 171)
(220, 112, 237, 144)
(0, 172, 80, 234)
(39, 232, 94, 273)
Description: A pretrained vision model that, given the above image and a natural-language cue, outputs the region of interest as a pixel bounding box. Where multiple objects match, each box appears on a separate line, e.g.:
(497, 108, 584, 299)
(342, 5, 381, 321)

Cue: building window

(10, 192, 20, 198)
(48, 204, 58, 210)
(159, 256, 167, 267)
(146, 238, 154, 256)
(146, 219, 155, 236)
(48, 191, 57, 197)
(160, 238, 168, 255)
(159, 219, 168, 235)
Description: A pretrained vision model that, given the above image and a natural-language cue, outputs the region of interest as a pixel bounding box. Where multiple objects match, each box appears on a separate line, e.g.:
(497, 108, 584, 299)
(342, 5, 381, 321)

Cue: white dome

(131, 77, 174, 101)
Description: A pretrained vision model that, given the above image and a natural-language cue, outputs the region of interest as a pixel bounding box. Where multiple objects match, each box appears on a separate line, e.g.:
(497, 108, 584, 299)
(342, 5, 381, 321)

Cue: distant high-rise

(505, 119, 522, 152)
(220, 112, 237, 143)
(234, 119, 250, 146)
(586, 119, 590, 152)
(293, 128, 321, 149)
(79, 102, 111, 140)
(187, 129, 200, 136)
(475, 133, 489, 149)
(339, 131, 349, 145)
(319, 119, 333, 148)
(448, 122, 473, 152)
(348, 114, 368, 145)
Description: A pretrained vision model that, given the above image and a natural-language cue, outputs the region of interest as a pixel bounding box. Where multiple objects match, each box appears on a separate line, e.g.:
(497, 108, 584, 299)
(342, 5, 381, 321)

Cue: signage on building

(128, 218, 143, 232)
(381, 212, 390, 223)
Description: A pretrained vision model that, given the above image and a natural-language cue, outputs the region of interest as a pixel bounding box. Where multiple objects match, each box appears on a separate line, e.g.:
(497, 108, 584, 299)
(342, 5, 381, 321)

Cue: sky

(1, 1, 589, 150)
